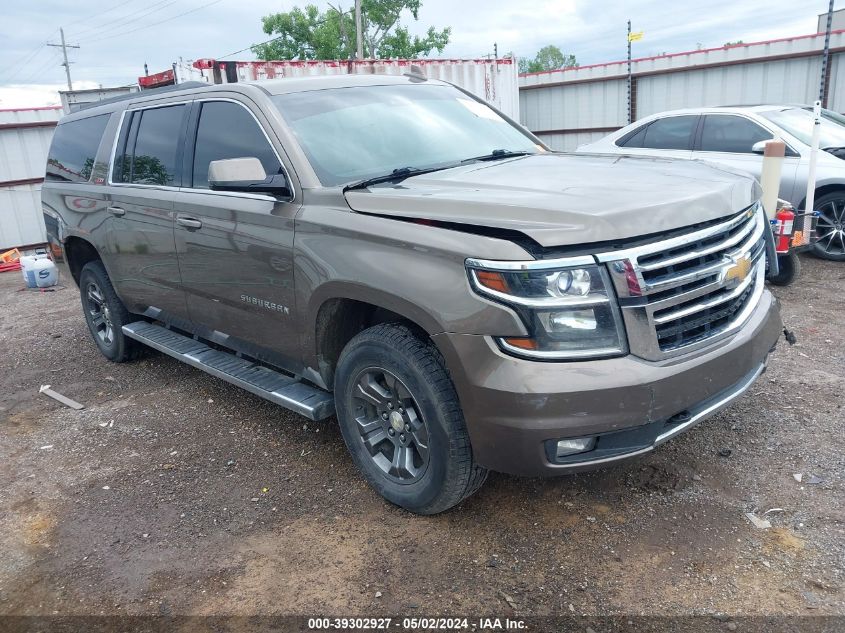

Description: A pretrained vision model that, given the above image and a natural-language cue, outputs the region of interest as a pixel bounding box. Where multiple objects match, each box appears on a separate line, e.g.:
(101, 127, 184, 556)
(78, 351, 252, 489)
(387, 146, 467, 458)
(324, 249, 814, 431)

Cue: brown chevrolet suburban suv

(43, 74, 783, 514)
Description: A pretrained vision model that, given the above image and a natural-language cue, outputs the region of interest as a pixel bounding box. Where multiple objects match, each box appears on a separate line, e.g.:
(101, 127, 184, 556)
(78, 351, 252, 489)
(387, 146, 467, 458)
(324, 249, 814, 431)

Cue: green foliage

(253, 0, 450, 60)
(723, 40, 744, 47)
(518, 45, 578, 74)
(131, 155, 170, 186)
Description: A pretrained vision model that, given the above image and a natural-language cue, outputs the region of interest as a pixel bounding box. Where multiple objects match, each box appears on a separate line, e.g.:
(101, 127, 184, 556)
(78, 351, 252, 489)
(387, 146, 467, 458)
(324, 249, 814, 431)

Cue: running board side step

(122, 322, 335, 421)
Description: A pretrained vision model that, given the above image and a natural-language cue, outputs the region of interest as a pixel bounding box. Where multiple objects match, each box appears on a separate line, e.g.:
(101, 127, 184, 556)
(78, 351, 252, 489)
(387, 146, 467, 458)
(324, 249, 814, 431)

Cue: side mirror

(208, 157, 290, 195)
(751, 141, 768, 154)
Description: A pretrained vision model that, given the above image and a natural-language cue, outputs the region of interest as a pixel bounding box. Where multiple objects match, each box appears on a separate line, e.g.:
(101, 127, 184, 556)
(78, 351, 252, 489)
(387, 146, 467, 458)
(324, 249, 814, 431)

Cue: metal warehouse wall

(0, 107, 60, 250)
(520, 30, 845, 152)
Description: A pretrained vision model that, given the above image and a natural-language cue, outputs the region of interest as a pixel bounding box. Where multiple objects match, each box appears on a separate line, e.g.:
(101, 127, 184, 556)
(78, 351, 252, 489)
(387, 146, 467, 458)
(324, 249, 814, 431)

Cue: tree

(253, 1, 450, 60)
(518, 45, 578, 73)
(723, 40, 744, 47)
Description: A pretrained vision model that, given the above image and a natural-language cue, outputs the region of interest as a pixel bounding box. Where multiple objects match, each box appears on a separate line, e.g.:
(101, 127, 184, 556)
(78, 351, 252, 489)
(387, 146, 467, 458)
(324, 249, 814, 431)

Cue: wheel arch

(308, 284, 443, 388)
(797, 181, 845, 211)
(64, 236, 103, 285)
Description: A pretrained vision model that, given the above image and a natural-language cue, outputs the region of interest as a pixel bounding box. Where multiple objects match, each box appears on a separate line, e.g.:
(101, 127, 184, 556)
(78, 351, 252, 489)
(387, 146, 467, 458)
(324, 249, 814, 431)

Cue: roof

(60, 73, 443, 122)
(636, 104, 806, 118)
(256, 72, 445, 95)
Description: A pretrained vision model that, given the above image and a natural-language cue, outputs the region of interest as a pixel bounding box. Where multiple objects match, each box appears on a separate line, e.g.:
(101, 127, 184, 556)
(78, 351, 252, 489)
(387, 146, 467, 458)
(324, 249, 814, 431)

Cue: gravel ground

(0, 255, 843, 624)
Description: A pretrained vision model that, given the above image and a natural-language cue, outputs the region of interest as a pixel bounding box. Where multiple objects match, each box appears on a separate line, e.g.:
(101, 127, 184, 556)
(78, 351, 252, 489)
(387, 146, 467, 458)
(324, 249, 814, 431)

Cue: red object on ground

(0, 261, 22, 273)
(774, 208, 796, 254)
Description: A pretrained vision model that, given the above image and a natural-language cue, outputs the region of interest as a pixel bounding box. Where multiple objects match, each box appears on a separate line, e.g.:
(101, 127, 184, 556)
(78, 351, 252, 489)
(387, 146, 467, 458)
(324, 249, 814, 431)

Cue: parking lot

(0, 255, 843, 621)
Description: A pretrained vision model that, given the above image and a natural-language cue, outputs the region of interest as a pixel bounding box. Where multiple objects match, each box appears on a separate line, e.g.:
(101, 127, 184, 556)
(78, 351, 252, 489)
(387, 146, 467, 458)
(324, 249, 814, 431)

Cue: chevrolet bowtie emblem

(725, 256, 752, 286)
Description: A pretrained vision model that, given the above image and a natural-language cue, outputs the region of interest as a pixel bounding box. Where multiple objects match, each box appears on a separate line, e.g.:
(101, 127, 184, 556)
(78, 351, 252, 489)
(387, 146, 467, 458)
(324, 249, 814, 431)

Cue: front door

(172, 98, 300, 368)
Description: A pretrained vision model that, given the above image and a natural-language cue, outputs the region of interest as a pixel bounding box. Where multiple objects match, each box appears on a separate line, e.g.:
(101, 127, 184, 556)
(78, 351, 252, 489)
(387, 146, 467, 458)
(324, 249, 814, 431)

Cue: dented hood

(344, 153, 760, 248)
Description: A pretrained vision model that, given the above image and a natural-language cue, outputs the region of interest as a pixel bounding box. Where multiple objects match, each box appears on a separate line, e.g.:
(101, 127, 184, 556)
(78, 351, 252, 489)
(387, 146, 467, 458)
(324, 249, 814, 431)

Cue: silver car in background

(577, 105, 845, 261)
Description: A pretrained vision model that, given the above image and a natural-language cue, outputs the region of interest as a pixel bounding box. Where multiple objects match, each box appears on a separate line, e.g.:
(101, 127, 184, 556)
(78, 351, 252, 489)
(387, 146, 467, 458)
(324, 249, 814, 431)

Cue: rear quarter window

(46, 114, 110, 183)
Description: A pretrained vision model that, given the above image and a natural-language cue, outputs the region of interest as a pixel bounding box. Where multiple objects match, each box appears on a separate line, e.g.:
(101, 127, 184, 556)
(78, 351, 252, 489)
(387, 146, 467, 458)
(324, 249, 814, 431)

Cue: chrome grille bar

(636, 210, 758, 273)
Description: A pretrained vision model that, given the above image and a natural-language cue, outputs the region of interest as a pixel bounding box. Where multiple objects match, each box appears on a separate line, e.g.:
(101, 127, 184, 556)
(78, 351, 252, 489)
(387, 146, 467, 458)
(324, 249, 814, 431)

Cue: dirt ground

(0, 255, 843, 626)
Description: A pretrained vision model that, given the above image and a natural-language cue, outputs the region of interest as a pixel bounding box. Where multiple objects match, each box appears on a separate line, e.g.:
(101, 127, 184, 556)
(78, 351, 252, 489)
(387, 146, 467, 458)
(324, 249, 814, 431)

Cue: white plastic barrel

(32, 258, 58, 288)
(20, 255, 42, 288)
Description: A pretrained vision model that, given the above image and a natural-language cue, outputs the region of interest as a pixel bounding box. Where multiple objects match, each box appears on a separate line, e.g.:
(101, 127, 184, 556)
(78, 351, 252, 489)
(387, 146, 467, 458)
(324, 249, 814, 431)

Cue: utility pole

(819, 0, 834, 107)
(627, 20, 632, 124)
(48, 27, 80, 91)
(355, 0, 363, 59)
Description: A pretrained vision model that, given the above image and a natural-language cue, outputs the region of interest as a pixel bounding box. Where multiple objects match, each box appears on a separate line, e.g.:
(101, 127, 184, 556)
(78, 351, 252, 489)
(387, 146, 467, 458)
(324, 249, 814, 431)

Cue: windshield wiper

(461, 149, 533, 164)
(344, 165, 452, 192)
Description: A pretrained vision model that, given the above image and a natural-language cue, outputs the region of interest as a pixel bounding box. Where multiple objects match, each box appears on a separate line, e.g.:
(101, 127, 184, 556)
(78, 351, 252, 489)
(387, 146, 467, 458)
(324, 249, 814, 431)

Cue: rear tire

(334, 323, 487, 514)
(812, 192, 845, 261)
(768, 251, 800, 286)
(79, 261, 143, 362)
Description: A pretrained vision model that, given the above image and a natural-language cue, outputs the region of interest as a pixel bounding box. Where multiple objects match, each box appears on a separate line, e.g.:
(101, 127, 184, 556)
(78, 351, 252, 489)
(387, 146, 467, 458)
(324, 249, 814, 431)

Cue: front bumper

(433, 289, 782, 477)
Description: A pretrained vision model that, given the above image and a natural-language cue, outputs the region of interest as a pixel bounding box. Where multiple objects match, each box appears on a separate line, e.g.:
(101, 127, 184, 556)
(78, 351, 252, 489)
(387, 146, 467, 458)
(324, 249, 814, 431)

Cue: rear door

(104, 102, 190, 322)
(613, 115, 698, 160)
(692, 114, 801, 201)
(171, 98, 301, 367)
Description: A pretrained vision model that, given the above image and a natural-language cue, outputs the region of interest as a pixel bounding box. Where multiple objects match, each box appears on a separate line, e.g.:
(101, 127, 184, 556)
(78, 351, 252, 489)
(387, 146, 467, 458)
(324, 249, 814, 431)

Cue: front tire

(334, 323, 487, 514)
(768, 251, 800, 286)
(79, 261, 143, 362)
(813, 192, 845, 261)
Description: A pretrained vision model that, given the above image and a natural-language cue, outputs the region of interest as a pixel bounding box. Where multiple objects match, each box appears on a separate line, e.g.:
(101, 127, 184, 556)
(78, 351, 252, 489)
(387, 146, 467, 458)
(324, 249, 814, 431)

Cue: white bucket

(32, 258, 59, 288)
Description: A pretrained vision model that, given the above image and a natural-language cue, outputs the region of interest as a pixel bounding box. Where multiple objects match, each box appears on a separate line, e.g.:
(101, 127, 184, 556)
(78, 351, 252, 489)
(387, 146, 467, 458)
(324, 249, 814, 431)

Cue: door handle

(107, 206, 125, 217)
(176, 216, 203, 230)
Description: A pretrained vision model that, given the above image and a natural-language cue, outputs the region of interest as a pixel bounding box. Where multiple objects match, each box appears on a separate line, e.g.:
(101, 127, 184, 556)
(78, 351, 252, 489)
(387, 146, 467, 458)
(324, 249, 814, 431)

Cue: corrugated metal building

(189, 57, 520, 120)
(59, 85, 139, 114)
(520, 30, 845, 151)
(0, 106, 61, 250)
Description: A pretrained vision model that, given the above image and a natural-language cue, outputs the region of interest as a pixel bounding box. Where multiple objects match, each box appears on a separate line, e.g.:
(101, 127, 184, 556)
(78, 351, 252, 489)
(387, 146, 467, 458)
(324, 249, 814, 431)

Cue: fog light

(555, 436, 597, 458)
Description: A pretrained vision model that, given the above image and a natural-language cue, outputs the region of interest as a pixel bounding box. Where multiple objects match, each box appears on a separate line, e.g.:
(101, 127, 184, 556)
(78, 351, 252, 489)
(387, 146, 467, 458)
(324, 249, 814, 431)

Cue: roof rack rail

(76, 81, 210, 111)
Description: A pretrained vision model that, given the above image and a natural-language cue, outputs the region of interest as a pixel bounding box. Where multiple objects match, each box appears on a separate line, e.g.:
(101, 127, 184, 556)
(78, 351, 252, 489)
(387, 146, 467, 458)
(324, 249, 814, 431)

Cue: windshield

(272, 83, 542, 186)
(761, 107, 845, 149)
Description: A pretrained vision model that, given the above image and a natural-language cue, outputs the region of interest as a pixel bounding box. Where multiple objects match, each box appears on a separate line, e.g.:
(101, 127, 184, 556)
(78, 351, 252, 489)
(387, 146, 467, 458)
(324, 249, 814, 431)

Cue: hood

(344, 153, 760, 248)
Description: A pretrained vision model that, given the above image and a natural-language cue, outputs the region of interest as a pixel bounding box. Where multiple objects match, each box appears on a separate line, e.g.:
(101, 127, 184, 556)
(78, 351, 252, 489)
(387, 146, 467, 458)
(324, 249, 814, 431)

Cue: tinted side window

(191, 101, 281, 188)
(130, 105, 186, 186)
(46, 114, 109, 183)
(699, 115, 772, 153)
(640, 116, 697, 150)
(616, 124, 648, 148)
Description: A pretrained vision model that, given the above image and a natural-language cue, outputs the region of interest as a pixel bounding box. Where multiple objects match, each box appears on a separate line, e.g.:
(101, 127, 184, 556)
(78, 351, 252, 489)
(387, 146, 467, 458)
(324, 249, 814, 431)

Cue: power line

(72, 0, 177, 42)
(18, 49, 65, 85)
(87, 0, 227, 44)
(217, 13, 337, 59)
(63, 0, 136, 29)
(219, 35, 286, 59)
(0, 29, 60, 82)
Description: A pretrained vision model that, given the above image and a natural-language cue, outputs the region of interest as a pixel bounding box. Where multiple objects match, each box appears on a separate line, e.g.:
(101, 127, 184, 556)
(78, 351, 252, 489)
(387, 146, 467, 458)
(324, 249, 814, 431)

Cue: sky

(0, 0, 834, 108)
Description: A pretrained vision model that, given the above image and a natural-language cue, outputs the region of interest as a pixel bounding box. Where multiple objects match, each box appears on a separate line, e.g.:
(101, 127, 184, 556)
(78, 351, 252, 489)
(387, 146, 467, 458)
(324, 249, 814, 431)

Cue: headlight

(466, 256, 627, 360)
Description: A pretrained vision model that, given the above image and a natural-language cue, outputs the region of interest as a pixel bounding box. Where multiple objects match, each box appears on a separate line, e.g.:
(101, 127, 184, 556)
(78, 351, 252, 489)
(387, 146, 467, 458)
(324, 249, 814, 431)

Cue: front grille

(599, 204, 767, 360)
(655, 276, 756, 350)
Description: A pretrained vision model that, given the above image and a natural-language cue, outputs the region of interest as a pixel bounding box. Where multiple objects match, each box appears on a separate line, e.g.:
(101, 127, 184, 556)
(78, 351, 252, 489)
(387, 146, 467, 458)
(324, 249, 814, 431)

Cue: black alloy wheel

(78, 260, 143, 362)
(85, 280, 116, 347)
(350, 367, 430, 484)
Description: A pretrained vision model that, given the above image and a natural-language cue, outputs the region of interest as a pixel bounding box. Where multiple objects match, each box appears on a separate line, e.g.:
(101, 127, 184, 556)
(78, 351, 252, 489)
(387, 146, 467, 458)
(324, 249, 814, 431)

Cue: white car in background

(577, 105, 845, 261)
